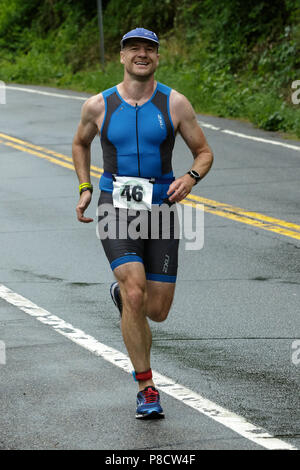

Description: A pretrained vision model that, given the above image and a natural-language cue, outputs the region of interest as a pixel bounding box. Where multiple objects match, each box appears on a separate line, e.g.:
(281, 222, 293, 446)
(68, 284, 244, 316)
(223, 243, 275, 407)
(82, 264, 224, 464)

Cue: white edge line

(221, 128, 300, 152)
(198, 121, 300, 152)
(0, 283, 297, 451)
(5, 85, 300, 152)
(6, 86, 86, 101)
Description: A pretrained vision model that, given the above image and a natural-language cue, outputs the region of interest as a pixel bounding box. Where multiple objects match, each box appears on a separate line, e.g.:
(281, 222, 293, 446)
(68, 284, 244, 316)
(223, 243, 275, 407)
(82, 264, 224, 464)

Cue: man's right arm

(72, 94, 104, 223)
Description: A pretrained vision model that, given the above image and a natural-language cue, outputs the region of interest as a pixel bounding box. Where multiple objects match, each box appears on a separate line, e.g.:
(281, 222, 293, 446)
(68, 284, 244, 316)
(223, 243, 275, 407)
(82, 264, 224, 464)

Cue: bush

(0, 0, 299, 138)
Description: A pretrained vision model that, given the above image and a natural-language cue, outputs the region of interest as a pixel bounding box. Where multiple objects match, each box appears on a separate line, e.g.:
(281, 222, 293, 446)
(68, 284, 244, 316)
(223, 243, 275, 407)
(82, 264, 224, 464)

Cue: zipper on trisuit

(135, 103, 141, 176)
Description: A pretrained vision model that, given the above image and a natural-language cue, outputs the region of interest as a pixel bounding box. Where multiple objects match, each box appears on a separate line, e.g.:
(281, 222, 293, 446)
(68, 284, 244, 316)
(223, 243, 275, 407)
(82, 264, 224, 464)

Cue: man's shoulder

(82, 93, 105, 119)
(169, 89, 195, 128)
(156, 82, 185, 100)
(169, 88, 190, 110)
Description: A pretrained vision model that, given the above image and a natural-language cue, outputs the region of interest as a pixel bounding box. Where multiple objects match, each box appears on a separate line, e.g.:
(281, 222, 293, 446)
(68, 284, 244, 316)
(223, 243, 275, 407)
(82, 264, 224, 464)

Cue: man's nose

(137, 48, 147, 56)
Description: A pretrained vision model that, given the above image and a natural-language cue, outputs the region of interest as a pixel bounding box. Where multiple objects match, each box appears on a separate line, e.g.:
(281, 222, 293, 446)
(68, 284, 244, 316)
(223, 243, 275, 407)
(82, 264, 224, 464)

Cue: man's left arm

(167, 92, 213, 203)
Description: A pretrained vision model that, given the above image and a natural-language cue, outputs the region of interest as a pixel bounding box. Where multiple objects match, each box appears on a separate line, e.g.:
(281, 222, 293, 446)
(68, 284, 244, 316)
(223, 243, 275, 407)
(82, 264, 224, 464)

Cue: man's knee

(120, 280, 147, 314)
(114, 263, 147, 313)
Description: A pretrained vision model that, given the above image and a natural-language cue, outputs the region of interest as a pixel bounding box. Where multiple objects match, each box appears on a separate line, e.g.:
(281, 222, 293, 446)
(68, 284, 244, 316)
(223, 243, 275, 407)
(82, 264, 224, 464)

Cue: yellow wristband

(79, 183, 93, 195)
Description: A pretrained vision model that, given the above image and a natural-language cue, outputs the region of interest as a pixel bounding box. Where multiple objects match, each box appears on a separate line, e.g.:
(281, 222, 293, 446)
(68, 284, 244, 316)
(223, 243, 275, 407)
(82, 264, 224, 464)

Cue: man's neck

(118, 77, 157, 106)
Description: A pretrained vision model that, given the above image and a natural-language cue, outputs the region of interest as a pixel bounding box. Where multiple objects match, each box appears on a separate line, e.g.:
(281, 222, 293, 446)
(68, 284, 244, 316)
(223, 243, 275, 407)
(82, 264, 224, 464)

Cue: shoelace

(142, 389, 159, 404)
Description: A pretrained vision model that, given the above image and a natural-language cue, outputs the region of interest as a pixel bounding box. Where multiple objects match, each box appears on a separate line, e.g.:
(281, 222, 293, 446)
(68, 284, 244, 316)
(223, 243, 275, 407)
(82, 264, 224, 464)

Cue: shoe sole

(110, 283, 118, 307)
(136, 411, 165, 420)
(110, 283, 122, 315)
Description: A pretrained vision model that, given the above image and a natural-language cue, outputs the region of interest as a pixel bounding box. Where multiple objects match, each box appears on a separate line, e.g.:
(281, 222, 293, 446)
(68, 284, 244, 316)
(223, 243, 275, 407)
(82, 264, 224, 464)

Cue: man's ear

(120, 51, 125, 64)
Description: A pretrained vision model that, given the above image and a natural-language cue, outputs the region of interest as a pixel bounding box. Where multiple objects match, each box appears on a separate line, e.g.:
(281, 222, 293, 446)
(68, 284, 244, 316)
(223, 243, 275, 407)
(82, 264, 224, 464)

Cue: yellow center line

(185, 193, 300, 233)
(181, 199, 300, 241)
(0, 137, 101, 178)
(1, 131, 300, 241)
(0, 132, 102, 174)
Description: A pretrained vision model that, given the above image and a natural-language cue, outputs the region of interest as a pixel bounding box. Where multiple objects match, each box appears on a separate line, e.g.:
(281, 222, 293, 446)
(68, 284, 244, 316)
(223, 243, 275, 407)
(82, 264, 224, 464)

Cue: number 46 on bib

(112, 176, 153, 211)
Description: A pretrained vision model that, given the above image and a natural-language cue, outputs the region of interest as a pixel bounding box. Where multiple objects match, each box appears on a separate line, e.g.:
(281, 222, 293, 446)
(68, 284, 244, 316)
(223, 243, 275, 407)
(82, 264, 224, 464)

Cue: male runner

(72, 28, 213, 419)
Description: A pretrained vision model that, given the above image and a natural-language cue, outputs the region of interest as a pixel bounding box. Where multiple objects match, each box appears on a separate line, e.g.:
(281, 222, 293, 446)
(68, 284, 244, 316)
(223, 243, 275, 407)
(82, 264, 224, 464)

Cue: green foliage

(103, 0, 178, 48)
(0, 0, 299, 138)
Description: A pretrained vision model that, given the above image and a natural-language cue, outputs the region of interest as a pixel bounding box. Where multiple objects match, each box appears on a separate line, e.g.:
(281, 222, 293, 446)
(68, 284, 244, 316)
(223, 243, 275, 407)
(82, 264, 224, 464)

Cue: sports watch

(186, 170, 201, 184)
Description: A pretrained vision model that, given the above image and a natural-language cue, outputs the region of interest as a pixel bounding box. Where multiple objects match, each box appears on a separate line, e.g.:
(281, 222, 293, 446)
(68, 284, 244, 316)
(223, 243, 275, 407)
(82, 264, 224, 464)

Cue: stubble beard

(125, 63, 157, 82)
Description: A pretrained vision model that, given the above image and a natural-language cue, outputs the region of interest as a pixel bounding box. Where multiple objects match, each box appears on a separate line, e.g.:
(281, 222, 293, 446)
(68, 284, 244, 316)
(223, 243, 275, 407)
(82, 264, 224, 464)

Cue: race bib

(112, 176, 153, 211)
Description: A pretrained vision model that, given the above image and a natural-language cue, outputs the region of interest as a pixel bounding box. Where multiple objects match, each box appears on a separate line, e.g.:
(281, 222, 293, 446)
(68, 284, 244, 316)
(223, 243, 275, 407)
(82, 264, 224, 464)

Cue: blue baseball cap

(120, 28, 159, 49)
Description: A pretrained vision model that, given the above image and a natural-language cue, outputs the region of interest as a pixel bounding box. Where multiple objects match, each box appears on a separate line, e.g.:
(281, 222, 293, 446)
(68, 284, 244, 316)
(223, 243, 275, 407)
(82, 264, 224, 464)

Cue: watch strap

(187, 170, 201, 184)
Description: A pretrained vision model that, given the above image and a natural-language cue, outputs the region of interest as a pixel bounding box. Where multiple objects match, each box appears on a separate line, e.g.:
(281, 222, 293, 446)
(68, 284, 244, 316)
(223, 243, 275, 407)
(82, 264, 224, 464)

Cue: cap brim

(121, 36, 159, 48)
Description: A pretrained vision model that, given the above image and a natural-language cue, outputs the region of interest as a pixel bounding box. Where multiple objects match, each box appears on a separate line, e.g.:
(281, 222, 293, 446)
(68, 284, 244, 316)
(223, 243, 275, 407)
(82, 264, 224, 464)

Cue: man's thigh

(114, 261, 146, 287)
(97, 191, 145, 271)
(98, 192, 180, 279)
(144, 237, 179, 283)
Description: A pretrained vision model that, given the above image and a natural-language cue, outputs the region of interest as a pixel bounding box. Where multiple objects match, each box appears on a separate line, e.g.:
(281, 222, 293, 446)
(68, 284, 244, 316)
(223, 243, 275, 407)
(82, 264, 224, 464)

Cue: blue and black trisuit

(97, 82, 179, 283)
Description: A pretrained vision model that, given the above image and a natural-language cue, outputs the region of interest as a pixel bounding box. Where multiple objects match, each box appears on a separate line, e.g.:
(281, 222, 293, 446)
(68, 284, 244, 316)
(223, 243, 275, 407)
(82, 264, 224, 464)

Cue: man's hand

(167, 174, 195, 203)
(76, 191, 94, 223)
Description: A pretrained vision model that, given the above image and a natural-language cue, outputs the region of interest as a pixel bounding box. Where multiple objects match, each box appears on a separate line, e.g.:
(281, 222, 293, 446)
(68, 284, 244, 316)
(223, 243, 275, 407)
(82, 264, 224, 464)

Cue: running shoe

(136, 386, 165, 419)
(110, 282, 122, 316)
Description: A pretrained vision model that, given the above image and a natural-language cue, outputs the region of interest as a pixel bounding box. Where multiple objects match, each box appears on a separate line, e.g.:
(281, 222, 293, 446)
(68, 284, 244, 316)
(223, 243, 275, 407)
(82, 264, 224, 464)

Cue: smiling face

(120, 39, 160, 80)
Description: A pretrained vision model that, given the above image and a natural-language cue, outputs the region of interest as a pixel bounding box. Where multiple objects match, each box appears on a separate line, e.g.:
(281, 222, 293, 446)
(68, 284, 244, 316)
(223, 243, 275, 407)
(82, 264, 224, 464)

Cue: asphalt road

(0, 84, 299, 451)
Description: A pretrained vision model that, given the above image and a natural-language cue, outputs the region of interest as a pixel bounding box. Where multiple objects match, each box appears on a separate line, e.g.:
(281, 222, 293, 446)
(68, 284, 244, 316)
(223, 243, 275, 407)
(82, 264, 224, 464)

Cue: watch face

(190, 170, 200, 179)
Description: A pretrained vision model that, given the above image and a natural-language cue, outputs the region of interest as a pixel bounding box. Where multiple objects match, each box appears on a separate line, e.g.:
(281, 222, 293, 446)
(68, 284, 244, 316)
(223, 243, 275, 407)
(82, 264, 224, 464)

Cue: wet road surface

(0, 84, 299, 450)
